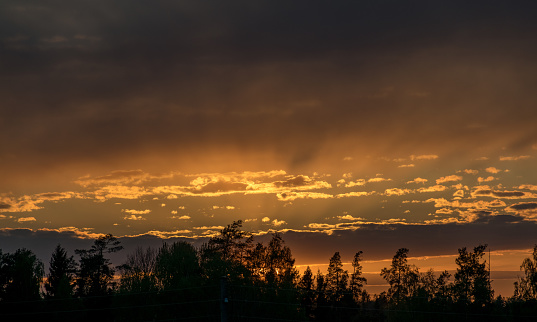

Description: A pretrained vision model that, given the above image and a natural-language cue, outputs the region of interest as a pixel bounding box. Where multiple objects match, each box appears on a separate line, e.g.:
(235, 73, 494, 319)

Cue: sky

(2, 1, 537, 296)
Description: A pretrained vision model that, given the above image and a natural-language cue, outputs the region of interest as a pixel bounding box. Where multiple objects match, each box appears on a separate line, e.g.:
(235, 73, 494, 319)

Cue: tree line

(2, 220, 537, 321)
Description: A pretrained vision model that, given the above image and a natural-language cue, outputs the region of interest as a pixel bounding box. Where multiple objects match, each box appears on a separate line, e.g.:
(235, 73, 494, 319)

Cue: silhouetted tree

(155, 241, 201, 289)
(381, 248, 419, 304)
(299, 266, 316, 319)
(350, 251, 368, 303)
(200, 220, 252, 282)
(514, 245, 537, 300)
(75, 233, 123, 297)
(119, 246, 157, 293)
(265, 233, 297, 287)
(0, 248, 44, 301)
(326, 252, 349, 303)
(44, 244, 77, 299)
(453, 244, 492, 305)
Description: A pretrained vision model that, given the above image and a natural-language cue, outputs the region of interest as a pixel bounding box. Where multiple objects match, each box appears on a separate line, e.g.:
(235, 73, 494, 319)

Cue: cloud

(410, 155, 439, 161)
(262, 217, 271, 222)
(272, 219, 287, 227)
(407, 177, 428, 184)
(384, 188, 413, 196)
(368, 177, 391, 183)
(93, 186, 151, 201)
(478, 176, 496, 183)
(436, 175, 463, 184)
(123, 215, 146, 221)
(499, 155, 531, 161)
(171, 215, 191, 220)
(17, 217, 36, 223)
(519, 185, 537, 191)
(461, 169, 479, 175)
(417, 185, 447, 193)
(472, 189, 527, 199)
(336, 191, 375, 198)
(345, 179, 366, 187)
(75, 170, 175, 187)
(277, 192, 333, 201)
(122, 209, 151, 215)
(509, 202, 537, 211)
(485, 167, 502, 174)
(337, 215, 364, 221)
(398, 164, 415, 168)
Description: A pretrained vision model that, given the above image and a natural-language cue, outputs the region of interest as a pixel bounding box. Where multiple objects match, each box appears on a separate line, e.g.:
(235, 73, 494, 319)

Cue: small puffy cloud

(453, 190, 464, 198)
(262, 217, 270, 222)
(343, 156, 353, 161)
(418, 185, 447, 193)
(272, 219, 287, 227)
(478, 176, 496, 183)
(384, 188, 413, 196)
(212, 205, 236, 210)
(345, 179, 366, 187)
(368, 177, 391, 183)
(407, 177, 428, 184)
(17, 217, 36, 223)
(500, 155, 531, 161)
(336, 191, 374, 198)
(171, 210, 177, 214)
(171, 215, 191, 220)
(410, 154, 439, 161)
(398, 164, 415, 168)
(436, 175, 463, 184)
(122, 209, 151, 215)
(342, 173, 353, 178)
(435, 208, 454, 215)
(123, 214, 145, 221)
(167, 194, 178, 199)
(337, 214, 364, 220)
(461, 169, 479, 175)
(485, 167, 502, 174)
(519, 185, 537, 191)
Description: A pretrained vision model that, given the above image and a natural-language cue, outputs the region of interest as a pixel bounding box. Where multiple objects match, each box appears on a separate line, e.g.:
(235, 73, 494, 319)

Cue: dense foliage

(1, 220, 537, 321)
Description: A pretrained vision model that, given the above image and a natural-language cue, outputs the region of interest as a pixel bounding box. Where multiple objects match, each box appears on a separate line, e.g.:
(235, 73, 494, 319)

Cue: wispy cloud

(500, 155, 531, 161)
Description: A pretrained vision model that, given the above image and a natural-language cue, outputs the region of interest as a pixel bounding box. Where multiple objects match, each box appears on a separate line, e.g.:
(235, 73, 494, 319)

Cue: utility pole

(220, 276, 228, 322)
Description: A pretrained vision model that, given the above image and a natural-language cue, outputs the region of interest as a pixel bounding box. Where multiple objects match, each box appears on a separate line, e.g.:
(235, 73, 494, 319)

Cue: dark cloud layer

(284, 218, 537, 264)
(2, 1, 537, 180)
(3, 217, 537, 270)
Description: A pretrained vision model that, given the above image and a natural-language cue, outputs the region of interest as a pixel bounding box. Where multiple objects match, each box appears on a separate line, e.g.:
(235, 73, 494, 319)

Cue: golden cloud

(418, 185, 447, 193)
(407, 177, 428, 184)
(17, 217, 36, 223)
(499, 155, 531, 161)
(436, 175, 462, 184)
(410, 154, 439, 161)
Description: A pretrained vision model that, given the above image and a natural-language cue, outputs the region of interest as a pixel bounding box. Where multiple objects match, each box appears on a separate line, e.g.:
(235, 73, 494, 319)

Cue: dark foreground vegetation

(2, 220, 537, 321)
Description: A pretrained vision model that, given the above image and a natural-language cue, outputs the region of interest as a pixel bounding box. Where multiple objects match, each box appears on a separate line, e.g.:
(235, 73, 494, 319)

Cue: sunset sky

(1, 1, 537, 295)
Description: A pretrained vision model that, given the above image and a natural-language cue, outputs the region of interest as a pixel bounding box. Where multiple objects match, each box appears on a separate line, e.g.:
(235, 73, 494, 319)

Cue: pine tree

(44, 244, 77, 298)
(350, 251, 368, 303)
(326, 252, 349, 303)
(75, 234, 123, 296)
